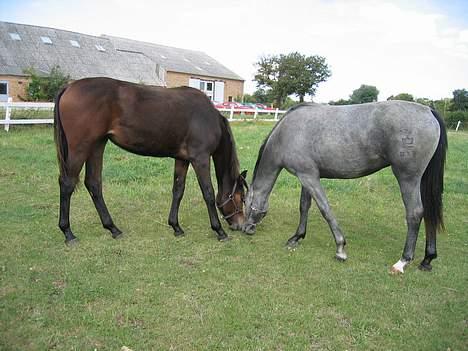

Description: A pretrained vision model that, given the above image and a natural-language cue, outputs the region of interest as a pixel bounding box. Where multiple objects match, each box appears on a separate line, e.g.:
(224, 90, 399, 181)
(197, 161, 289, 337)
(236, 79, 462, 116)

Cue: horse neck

(212, 121, 239, 196)
(250, 143, 281, 209)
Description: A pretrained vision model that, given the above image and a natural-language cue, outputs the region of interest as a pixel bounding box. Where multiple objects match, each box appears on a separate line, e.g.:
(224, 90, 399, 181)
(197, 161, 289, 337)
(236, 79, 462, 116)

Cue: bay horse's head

(217, 170, 248, 231)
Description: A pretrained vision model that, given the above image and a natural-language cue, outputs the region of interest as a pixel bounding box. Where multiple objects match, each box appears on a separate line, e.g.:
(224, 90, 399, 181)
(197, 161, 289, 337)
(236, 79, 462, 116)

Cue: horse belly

(318, 155, 389, 179)
(109, 125, 186, 158)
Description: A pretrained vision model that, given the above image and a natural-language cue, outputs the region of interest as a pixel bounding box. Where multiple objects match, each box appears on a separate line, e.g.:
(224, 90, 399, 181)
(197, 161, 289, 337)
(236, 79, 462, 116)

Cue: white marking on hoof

(335, 251, 347, 261)
(390, 259, 407, 274)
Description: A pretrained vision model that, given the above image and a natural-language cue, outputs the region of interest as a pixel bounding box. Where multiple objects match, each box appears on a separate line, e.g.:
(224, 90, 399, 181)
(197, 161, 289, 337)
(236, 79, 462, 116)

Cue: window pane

(0, 83, 7, 95)
(70, 40, 80, 48)
(206, 82, 213, 91)
(9, 33, 21, 41)
(200, 82, 205, 91)
(41, 36, 52, 44)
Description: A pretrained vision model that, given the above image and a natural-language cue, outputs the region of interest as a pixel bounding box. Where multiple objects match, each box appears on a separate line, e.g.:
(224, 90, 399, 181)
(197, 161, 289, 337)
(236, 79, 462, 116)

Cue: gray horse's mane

(252, 102, 316, 182)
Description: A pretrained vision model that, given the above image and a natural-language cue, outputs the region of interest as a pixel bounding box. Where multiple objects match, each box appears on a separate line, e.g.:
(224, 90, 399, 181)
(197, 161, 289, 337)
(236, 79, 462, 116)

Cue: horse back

(58, 77, 222, 159)
(273, 101, 440, 179)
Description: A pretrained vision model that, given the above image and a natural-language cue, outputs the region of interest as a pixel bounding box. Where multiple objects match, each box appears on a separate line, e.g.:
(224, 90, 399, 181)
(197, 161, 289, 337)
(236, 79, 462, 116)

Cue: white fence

(0, 101, 286, 131)
(0, 101, 54, 132)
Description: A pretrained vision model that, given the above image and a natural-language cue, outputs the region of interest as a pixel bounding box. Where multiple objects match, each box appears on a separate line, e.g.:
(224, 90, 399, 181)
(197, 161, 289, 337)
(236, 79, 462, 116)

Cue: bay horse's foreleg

(168, 159, 190, 236)
(191, 157, 228, 241)
(84, 141, 122, 239)
(391, 176, 423, 274)
(298, 173, 347, 261)
(287, 186, 312, 248)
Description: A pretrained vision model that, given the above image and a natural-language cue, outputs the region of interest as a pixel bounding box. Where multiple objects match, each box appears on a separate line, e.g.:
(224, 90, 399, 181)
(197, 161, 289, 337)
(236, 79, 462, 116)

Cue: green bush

(24, 66, 70, 102)
(445, 110, 468, 128)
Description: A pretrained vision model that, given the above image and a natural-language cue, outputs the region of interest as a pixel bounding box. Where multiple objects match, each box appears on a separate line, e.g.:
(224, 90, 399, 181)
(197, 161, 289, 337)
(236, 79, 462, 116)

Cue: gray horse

(243, 101, 447, 273)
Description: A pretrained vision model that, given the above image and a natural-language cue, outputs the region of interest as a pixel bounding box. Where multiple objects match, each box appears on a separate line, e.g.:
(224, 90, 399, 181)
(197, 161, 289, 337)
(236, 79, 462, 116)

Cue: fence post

(254, 107, 258, 120)
(230, 106, 234, 121)
(456, 120, 461, 131)
(4, 97, 12, 132)
(274, 108, 279, 121)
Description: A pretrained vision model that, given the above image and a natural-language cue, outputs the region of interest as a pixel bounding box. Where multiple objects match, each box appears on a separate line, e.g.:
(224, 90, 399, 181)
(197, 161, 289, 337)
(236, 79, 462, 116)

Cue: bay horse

(54, 77, 247, 245)
(243, 101, 447, 273)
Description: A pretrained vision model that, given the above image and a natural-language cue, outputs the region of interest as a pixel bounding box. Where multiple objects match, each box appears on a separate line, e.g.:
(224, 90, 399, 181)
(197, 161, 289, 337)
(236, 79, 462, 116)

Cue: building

(0, 21, 244, 102)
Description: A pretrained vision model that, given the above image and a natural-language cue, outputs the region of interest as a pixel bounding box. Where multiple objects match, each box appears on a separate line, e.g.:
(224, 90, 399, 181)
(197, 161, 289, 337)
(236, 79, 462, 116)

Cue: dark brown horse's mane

(216, 113, 240, 180)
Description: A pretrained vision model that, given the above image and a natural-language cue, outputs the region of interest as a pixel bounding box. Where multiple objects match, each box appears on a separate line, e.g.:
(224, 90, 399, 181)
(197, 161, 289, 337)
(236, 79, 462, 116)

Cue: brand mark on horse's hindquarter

(399, 129, 415, 158)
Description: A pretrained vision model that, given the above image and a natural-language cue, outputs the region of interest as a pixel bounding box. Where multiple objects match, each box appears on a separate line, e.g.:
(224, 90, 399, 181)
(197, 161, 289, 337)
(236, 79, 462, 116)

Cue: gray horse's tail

(421, 109, 447, 232)
(54, 86, 69, 178)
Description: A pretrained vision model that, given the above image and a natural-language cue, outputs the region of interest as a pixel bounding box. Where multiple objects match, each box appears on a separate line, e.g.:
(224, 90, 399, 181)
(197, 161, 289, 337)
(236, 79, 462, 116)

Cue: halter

(216, 174, 248, 220)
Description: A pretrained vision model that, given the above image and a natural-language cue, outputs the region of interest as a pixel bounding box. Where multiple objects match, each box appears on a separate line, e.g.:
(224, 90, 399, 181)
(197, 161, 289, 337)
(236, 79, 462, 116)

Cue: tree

(24, 65, 70, 101)
(415, 97, 432, 106)
(451, 89, 468, 111)
(387, 93, 414, 102)
(329, 98, 351, 105)
(349, 84, 379, 104)
(254, 52, 331, 108)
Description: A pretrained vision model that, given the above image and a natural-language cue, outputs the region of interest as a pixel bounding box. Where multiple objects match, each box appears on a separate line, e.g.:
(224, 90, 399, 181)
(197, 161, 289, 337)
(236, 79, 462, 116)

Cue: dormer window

(95, 44, 106, 52)
(9, 33, 21, 41)
(69, 40, 80, 48)
(41, 36, 53, 44)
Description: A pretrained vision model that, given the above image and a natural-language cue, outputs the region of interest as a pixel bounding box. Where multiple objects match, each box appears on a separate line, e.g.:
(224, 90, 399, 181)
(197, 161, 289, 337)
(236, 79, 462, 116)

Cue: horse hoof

(418, 263, 432, 272)
(112, 232, 125, 240)
(65, 238, 79, 247)
(390, 266, 404, 274)
(335, 252, 347, 262)
(173, 230, 185, 238)
(286, 240, 300, 250)
(218, 235, 231, 242)
(390, 259, 408, 274)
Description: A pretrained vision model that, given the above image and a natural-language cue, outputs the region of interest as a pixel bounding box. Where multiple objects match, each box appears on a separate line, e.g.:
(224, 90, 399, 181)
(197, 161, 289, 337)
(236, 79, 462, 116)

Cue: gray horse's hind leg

(419, 220, 437, 271)
(287, 186, 312, 247)
(298, 173, 347, 261)
(391, 173, 424, 274)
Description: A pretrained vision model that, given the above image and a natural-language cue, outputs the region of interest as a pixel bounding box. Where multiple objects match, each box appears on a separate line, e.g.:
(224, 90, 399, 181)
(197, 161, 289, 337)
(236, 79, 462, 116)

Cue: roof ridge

(0, 20, 110, 41)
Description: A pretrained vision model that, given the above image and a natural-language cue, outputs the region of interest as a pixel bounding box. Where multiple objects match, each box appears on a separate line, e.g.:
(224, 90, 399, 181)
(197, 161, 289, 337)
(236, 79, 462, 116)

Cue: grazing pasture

(0, 124, 467, 350)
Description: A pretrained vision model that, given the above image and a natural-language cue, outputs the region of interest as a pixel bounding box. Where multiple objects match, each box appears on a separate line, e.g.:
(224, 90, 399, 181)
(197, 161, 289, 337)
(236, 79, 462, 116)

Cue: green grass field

(0, 124, 467, 350)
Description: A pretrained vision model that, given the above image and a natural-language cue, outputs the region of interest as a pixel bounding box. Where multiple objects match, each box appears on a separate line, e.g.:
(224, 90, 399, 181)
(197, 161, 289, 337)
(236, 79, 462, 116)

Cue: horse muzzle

(243, 223, 256, 235)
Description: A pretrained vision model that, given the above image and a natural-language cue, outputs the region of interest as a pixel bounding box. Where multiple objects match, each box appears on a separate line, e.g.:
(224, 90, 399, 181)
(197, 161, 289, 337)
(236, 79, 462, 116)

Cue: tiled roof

(0, 21, 243, 85)
(105, 35, 244, 81)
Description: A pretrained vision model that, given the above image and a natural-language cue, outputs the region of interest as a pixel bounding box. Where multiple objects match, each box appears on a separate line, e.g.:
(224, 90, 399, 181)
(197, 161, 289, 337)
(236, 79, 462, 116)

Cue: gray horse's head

(243, 188, 268, 235)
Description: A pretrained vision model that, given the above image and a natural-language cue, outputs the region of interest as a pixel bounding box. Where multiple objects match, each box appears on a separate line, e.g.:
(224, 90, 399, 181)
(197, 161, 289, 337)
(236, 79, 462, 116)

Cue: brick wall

(166, 71, 244, 102)
(0, 75, 29, 102)
(1, 73, 245, 103)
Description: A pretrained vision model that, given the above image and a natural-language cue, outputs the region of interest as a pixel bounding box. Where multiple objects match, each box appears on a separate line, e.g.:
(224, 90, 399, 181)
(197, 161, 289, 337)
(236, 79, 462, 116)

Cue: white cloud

(4, 0, 467, 101)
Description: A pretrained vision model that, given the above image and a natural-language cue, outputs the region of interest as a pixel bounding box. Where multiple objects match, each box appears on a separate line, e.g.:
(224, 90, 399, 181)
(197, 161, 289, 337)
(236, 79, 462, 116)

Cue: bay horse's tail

(421, 109, 447, 233)
(54, 86, 69, 178)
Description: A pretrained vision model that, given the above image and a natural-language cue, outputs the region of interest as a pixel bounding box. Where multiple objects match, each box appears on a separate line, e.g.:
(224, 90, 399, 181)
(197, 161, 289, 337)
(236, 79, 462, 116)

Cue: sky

(1, 0, 467, 102)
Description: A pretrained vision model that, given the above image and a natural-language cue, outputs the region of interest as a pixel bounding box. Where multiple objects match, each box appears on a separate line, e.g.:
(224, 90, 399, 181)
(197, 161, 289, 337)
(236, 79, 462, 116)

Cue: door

(214, 81, 224, 102)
